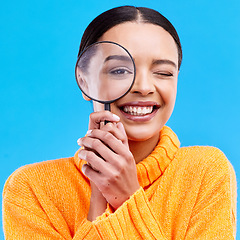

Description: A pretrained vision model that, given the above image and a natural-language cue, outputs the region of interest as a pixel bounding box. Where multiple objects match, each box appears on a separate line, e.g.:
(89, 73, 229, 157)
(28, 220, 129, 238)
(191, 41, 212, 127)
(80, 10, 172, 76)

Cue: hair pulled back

(78, 6, 182, 69)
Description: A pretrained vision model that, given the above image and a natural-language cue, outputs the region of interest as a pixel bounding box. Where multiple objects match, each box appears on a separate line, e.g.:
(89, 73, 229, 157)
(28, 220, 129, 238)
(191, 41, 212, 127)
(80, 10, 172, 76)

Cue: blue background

(1, 0, 239, 238)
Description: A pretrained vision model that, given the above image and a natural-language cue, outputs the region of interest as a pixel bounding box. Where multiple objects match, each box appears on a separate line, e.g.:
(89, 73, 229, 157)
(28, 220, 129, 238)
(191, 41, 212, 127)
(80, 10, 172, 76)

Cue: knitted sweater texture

(2, 126, 237, 239)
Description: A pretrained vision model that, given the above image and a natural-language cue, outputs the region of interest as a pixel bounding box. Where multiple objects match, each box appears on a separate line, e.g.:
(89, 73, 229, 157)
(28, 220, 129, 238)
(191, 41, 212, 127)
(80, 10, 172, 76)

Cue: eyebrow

(104, 55, 132, 62)
(152, 59, 177, 69)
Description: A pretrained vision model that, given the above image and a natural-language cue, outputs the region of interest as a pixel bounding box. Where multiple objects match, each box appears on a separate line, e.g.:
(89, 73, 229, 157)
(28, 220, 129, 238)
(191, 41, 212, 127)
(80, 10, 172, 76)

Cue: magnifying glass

(75, 41, 136, 111)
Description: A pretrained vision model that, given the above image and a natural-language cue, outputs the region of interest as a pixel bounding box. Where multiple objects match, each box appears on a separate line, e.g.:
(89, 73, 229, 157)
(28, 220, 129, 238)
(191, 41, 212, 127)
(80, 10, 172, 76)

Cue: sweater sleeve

(3, 200, 99, 240)
(2, 170, 101, 240)
(92, 187, 167, 239)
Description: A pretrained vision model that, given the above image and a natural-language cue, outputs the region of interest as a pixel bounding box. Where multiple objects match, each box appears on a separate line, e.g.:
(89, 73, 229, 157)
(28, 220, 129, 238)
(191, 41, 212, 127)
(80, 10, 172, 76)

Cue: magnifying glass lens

(75, 41, 135, 104)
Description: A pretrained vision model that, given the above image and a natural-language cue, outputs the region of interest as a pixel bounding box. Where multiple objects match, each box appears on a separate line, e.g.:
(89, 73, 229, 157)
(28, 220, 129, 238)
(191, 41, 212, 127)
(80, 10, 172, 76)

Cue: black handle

(104, 103, 111, 125)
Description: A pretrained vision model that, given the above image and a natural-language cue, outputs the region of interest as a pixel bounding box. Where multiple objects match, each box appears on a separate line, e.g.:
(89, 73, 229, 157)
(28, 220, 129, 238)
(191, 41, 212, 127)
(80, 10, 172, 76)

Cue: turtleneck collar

(136, 126, 180, 188)
(74, 126, 180, 188)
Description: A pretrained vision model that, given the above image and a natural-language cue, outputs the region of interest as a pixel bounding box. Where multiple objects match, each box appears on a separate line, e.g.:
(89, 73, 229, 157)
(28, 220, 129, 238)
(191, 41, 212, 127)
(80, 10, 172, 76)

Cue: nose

(130, 70, 155, 96)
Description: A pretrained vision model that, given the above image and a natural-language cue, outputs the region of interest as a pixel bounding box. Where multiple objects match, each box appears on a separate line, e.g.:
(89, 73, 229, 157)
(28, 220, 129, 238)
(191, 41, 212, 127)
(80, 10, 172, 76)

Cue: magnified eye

(107, 67, 134, 81)
(109, 68, 132, 75)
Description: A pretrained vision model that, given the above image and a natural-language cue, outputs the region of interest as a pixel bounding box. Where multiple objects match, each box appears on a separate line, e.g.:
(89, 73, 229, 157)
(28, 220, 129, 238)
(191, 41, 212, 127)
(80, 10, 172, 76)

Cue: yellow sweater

(3, 126, 237, 239)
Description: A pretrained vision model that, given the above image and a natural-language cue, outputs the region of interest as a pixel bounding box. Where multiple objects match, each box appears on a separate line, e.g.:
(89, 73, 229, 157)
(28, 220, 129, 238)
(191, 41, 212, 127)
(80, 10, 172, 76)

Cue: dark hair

(78, 6, 182, 69)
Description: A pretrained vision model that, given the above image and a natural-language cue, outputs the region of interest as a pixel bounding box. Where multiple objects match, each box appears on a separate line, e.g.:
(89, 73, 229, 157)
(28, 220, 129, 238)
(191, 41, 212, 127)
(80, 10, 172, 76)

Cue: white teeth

(122, 106, 154, 115)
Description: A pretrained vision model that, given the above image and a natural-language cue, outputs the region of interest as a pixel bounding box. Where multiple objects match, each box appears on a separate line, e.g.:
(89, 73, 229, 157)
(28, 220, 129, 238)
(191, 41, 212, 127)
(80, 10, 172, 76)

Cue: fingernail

(86, 129, 92, 136)
(77, 138, 82, 146)
(112, 114, 120, 121)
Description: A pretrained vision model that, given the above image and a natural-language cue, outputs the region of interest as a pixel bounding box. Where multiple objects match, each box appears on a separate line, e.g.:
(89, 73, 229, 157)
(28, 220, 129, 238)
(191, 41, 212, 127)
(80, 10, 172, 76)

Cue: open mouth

(119, 101, 160, 117)
(122, 105, 155, 116)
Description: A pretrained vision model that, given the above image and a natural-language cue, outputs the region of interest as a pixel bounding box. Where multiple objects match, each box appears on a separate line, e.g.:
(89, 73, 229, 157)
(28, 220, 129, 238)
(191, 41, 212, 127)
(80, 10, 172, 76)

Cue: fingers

(78, 135, 121, 170)
(116, 122, 128, 147)
(79, 148, 110, 174)
(79, 125, 130, 159)
(78, 122, 133, 176)
(89, 111, 120, 130)
(82, 163, 103, 183)
(100, 122, 128, 147)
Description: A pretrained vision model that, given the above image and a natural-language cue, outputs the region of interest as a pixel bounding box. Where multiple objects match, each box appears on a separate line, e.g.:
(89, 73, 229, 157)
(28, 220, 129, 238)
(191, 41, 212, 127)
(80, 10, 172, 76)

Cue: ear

(76, 66, 91, 101)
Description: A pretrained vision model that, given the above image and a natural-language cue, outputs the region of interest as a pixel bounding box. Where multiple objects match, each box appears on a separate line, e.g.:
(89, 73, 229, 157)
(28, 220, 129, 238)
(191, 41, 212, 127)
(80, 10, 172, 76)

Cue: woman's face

(91, 22, 179, 141)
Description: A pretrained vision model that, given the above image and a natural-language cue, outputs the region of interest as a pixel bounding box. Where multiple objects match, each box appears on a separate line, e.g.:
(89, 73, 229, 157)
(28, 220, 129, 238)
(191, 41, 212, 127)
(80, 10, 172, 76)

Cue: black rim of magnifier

(75, 41, 136, 104)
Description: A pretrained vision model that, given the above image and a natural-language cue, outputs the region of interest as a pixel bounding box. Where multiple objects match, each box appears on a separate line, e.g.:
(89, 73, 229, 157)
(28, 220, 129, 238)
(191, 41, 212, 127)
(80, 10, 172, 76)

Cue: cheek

(157, 82, 177, 106)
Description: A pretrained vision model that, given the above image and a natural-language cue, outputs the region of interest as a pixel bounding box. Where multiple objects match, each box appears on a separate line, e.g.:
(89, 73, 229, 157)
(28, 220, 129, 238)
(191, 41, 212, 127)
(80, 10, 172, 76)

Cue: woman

(3, 6, 237, 239)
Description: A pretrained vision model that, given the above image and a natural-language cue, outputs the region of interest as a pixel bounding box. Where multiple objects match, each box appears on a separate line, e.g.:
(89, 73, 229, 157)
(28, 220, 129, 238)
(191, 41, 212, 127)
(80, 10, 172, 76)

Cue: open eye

(109, 68, 132, 75)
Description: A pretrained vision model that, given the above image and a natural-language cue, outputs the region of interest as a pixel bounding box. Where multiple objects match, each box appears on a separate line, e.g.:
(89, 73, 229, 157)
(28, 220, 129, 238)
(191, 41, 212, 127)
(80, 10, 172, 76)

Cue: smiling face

(92, 22, 179, 142)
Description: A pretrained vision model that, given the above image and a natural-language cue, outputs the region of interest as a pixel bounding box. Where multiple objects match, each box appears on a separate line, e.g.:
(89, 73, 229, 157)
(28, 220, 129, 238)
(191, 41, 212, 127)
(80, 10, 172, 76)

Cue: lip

(118, 101, 161, 122)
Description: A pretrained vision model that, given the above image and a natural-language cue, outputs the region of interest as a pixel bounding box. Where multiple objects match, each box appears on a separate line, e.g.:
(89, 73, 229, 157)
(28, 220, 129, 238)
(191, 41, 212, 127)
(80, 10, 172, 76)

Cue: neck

(128, 133, 160, 164)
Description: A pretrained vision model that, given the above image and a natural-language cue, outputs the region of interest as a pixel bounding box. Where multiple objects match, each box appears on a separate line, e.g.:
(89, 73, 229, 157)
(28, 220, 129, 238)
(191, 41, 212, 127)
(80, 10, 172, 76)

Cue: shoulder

(175, 146, 236, 179)
(177, 145, 230, 165)
(6, 157, 76, 179)
(170, 146, 237, 207)
(3, 157, 79, 196)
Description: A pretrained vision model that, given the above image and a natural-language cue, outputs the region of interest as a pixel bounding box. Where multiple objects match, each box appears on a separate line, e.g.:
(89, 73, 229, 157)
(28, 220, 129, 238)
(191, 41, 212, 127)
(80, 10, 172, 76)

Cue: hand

(78, 111, 140, 210)
(79, 111, 120, 221)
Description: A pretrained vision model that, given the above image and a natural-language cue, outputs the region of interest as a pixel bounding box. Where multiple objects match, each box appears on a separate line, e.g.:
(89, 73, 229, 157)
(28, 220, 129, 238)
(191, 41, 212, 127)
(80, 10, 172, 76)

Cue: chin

(125, 125, 161, 142)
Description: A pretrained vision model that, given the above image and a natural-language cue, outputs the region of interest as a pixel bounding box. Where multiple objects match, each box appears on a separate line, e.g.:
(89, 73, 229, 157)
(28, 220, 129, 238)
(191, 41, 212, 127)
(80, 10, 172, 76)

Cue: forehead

(98, 22, 178, 66)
